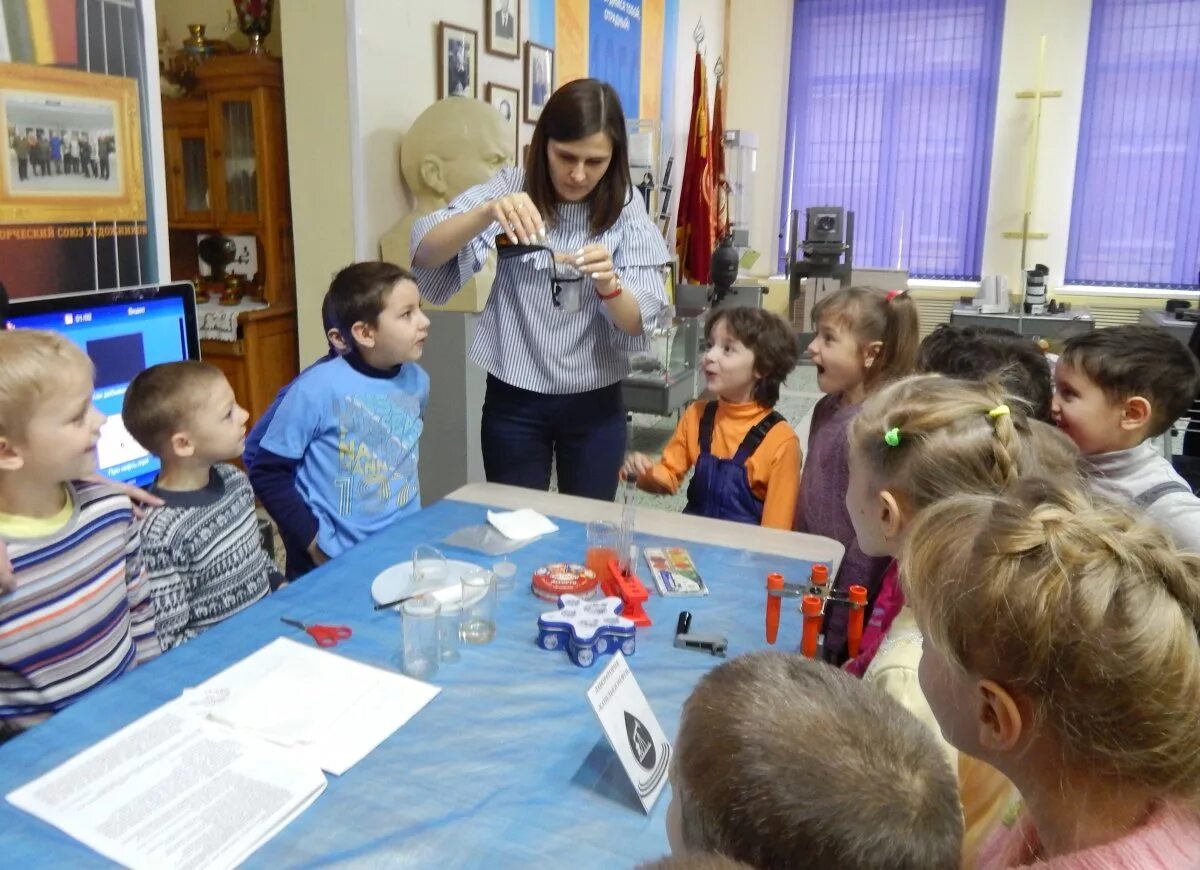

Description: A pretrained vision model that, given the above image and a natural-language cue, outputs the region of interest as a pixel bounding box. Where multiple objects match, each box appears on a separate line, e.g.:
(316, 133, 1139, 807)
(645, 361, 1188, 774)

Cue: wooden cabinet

(161, 54, 297, 426)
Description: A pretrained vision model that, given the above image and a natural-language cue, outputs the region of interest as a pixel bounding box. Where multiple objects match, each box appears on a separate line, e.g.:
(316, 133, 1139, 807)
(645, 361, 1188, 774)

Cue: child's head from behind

(669, 651, 962, 870)
(702, 307, 798, 407)
(807, 287, 919, 402)
(329, 262, 429, 369)
(124, 361, 248, 464)
(846, 374, 1080, 558)
(902, 477, 1200, 803)
(918, 324, 1053, 422)
(0, 329, 104, 484)
(1054, 324, 1200, 454)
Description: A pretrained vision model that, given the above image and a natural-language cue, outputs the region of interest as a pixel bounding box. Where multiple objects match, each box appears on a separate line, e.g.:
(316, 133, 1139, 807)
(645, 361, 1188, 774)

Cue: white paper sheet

(486, 508, 559, 541)
(181, 637, 441, 776)
(7, 706, 326, 870)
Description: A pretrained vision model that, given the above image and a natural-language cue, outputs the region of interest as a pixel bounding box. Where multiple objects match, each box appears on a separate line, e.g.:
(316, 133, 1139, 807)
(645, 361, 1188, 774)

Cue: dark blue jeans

(481, 375, 626, 501)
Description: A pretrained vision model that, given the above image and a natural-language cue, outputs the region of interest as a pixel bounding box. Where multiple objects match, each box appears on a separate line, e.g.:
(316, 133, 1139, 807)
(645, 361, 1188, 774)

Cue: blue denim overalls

(683, 401, 786, 525)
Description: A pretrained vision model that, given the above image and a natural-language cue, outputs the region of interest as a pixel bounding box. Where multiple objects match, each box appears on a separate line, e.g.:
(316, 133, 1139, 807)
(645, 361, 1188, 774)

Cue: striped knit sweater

(141, 464, 277, 651)
(0, 481, 159, 735)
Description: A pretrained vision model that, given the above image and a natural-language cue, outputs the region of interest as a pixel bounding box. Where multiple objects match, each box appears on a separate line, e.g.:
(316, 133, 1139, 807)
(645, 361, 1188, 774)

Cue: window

(779, 0, 1005, 279)
(1067, 0, 1200, 288)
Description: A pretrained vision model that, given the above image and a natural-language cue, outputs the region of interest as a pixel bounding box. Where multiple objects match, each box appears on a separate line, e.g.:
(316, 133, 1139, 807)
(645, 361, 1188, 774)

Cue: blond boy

(0, 330, 158, 736)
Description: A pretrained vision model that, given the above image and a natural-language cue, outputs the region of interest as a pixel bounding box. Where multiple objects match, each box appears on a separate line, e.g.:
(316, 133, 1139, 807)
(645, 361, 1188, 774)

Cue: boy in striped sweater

(123, 361, 280, 650)
(0, 329, 160, 737)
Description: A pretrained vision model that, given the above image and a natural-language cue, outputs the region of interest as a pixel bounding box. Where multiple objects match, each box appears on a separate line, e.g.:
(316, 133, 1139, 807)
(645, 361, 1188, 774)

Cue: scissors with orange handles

(280, 617, 352, 648)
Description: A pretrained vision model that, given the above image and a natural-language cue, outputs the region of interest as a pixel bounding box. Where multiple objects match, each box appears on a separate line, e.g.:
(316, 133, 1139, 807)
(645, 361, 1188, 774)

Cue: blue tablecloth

(0, 498, 833, 868)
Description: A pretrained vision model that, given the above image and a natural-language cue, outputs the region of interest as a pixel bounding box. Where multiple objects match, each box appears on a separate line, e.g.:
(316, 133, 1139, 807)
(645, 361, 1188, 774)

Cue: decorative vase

(181, 24, 212, 61)
(233, 0, 273, 55)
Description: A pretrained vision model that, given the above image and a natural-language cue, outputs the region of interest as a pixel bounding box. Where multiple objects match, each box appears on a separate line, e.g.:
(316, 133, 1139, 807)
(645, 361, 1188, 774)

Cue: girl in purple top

(795, 286, 918, 663)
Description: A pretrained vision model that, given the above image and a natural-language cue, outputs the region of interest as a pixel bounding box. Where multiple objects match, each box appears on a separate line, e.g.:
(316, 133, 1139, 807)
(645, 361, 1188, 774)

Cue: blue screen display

(6, 295, 190, 487)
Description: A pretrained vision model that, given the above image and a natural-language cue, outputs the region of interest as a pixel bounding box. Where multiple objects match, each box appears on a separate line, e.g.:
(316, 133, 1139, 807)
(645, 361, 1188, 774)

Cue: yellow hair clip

(988, 404, 1010, 419)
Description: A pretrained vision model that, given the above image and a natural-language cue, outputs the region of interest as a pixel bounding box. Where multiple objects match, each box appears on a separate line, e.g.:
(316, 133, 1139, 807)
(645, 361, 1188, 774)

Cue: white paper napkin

(486, 508, 559, 541)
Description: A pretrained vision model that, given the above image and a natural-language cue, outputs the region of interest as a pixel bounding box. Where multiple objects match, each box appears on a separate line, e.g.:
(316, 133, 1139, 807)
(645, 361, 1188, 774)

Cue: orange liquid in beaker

(586, 547, 617, 584)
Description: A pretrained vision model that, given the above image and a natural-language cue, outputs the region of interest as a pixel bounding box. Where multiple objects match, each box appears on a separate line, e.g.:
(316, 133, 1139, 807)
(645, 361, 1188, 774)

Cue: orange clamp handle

(800, 594, 822, 659)
(846, 584, 868, 659)
(765, 573, 783, 644)
(810, 563, 829, 587)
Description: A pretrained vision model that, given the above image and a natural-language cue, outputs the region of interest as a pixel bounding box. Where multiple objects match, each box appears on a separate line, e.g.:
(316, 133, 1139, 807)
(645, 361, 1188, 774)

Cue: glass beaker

(401, 594, 441, 680)
(460, 568, 496, 644)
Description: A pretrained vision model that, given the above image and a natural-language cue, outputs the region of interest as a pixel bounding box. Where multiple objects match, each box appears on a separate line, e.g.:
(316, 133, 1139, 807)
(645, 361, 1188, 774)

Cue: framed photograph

(485, 0, 520, 59)
(485, 83, 520, 159)
(0, 63, 146, 226)
(438, 22, 479, 100)
(523, 42, 554, 124)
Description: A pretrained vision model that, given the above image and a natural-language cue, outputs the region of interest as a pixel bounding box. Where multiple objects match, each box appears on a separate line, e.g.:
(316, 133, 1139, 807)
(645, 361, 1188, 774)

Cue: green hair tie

(883, 427, 902, 448)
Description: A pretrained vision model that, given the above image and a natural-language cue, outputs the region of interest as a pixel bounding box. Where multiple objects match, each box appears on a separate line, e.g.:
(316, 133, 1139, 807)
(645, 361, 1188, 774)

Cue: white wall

(350, 0, 535, 261)
(281, 0, 355, 364)
(725, 0, 791, 276)
(726, 0, 1097, 293)
(979, 0, 1092, 292)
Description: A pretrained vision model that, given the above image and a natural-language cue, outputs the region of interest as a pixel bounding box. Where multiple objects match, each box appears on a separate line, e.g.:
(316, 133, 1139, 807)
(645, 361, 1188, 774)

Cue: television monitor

(4, 282, 200, 488)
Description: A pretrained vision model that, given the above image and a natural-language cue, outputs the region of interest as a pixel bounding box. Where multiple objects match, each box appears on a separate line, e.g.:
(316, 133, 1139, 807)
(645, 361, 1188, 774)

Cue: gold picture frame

(0, 63, 146, 226)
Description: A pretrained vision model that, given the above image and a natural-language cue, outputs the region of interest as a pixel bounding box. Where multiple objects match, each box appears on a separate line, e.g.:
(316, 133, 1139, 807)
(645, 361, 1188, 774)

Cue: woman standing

(411, 78, 670, 500)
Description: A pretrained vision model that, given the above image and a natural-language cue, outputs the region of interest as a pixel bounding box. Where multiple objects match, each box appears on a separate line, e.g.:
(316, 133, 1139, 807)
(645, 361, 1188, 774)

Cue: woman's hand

(575, 243, 617, 293)
(622, 452, 654, 481)
(307, 537, 330, 567)
(488, 193, 546, 245)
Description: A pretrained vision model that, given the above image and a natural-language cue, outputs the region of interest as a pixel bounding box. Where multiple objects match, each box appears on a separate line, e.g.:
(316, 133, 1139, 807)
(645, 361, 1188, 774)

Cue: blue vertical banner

(589, 0, 642, 116)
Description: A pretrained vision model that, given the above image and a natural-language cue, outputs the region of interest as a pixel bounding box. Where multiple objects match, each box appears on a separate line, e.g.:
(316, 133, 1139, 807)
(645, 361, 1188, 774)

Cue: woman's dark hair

(525, 78, 632, 236)
(706, 307, 800, 407)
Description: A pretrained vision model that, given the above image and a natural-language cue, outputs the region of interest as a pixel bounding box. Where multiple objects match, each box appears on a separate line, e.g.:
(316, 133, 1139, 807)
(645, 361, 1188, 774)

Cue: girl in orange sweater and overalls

(622, 307, 801, 529)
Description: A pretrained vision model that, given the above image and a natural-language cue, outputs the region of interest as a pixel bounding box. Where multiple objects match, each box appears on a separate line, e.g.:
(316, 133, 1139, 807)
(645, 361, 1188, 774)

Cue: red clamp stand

(603, 557, 652, 627)
(765, 565, 867, 659)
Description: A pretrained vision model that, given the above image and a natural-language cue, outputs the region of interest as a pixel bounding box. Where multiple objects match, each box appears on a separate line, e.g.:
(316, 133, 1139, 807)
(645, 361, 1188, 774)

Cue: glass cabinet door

(179, 130, 211, 220)
(213, 95, 260, 222)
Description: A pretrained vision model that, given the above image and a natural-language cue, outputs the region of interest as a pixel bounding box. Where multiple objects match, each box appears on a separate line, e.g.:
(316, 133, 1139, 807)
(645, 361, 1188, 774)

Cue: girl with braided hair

(902, 478, 1200, 867)
(841, 373, 1082, 864)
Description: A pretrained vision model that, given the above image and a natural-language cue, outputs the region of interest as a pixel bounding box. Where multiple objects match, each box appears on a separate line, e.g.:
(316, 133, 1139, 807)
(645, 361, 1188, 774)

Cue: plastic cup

(401, 594, 441, 679)
(492, 560, 517, 592)
(460, 568, 496, 644)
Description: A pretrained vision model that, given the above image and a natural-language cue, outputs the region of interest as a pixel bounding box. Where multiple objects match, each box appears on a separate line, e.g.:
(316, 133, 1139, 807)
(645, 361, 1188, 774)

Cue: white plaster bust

(380, 98, 513, 312)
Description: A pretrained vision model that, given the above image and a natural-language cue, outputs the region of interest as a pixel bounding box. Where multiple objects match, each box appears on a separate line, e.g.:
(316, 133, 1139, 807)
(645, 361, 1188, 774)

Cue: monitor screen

(4, 282, 200, 487)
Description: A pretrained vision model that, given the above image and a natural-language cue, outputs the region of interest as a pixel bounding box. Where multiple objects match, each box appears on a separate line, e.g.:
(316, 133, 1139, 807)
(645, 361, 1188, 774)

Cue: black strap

(735, 410, 787, 460)
(1134, 481, 1194, 508)
(697, 401, 718, 453)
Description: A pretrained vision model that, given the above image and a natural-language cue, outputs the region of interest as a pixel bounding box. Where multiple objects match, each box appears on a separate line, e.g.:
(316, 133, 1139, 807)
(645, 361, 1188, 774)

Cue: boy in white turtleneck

(622, 307, 802, 530)
(1053, 324, 1200, 552)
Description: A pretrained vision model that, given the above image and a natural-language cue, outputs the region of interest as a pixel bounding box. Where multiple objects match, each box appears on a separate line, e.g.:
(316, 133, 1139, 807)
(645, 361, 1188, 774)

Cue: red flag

(711, 71, 728, 242)
(675, 51, 715, 284)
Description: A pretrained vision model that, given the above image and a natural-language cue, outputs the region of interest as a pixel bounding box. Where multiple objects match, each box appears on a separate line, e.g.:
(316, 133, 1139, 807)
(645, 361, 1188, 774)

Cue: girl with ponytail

(795, 286, 919, 663)
(903, 478, 1200, 867)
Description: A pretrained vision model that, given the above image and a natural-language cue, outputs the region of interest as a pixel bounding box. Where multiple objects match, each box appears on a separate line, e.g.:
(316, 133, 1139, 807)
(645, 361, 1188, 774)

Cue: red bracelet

(596, 278, 623, 300)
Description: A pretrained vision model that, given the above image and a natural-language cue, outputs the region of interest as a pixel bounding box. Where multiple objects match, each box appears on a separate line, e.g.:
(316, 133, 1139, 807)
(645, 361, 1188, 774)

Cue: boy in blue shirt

(250, 262, 431, 577)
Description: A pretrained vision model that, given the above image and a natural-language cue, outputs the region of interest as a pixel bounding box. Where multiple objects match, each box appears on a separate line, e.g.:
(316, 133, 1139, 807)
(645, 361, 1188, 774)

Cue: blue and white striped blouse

(410, 167, 671, 395)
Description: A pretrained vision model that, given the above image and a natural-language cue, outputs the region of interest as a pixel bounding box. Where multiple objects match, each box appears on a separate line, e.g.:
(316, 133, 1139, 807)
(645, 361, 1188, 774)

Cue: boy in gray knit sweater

(1053, 324, 1200, 552)
(123, 361, 279, 649)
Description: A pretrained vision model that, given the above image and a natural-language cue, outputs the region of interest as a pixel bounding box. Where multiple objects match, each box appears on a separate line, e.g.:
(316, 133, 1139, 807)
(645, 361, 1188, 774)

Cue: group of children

(635, 290, 1200, 868)
(0, 262, 428, 736)
(3, 266, 1200, 867)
